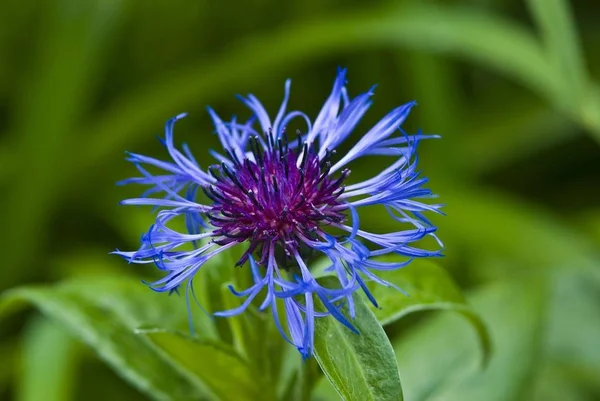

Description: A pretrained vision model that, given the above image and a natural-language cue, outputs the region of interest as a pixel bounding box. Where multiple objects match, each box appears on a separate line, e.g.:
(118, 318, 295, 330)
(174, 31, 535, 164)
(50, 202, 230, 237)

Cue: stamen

(221, 231, 249, 240)
(246, 190, 262, 209)
(296, 130, 302, 153)
(294, 194, 306, 209)
(201, 186, 224, 203)
(205, 212, 231, 223)
(260, 167, 269, 194)
(204, 141, 347, 255)
(221, 162, 246, 192)
(318, 162, 332, 184)
(208, 165, 221, 180)
(282, 129, 289, 151)
(295, 168, 305, 194)
(245, 159, 258, 182)
(221, 209, 242, 218)
(299, 142, 309, 169)
(267, 128, 274, 150)
(330, 169, 350, 189)
(250, 136, 263, 165)
(226, 149, 242, 168)
(320, 149, 336, 167)
(284, 155, 290, 178)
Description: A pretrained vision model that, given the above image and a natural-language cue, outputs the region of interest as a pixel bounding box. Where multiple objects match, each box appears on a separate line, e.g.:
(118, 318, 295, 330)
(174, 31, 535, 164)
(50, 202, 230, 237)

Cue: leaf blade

(365, 259, 491, 364)
(141, 329, 267, 401)
(527, 0, 588, 105)
(313, 277, 403, 401)
(394, 278, 547, 401)
(17, 317, 79, 401)
(0, 278, 215, 401)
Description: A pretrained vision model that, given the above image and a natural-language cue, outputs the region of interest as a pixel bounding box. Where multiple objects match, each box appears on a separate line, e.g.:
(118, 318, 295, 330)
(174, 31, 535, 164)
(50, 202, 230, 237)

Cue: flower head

(116, 69, 442, 358)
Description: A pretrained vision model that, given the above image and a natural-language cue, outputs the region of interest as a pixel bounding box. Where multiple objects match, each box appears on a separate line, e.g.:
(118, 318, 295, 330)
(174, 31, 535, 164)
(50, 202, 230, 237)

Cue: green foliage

(17, 317, 79, 401)
(544, 269, 600, 393)
(527, 0, 588, 105)
(313, 277, 403, 401)
(393, 278, 547, 401)
(1, 0, 600, 399)
(364, 259, 491, 365)
(141, 329, 266, 401)
(0, 279, 209, 401)
(4, 0, 125, 290)
(1, 260, 485, 401)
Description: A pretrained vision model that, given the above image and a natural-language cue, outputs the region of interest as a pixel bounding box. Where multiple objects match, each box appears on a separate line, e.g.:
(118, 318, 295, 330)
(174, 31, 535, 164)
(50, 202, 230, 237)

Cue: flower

(115, 68, 442, 358)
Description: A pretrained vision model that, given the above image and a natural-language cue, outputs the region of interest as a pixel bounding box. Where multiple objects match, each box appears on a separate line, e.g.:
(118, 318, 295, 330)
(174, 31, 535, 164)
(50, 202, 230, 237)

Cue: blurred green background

(1, 0, 599, 400)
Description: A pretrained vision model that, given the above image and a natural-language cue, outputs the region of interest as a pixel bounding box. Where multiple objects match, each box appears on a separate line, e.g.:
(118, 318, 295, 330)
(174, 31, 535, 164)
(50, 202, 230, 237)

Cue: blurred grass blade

(140, 329, 271, 401)
(576, 208, 600, 246)
(404, 52, 462, 173)
(200, 250, 237, 344)
(581, 83, 600, 134)
(276, 347, 301, 401)
(219, 283, 249, 358)
(377, 4, 557, 100)
(0, 340, 17, 394)
(532, 363, 596, 401)
(18, 316, 79, 401)
(219, 283, 282, 385)
(457, 98, 575, 176)
(367, 259, 490, 365)
(314, 277, 403, 401)
(394, 278, 547, 401)
(439, 187, 600, 275)
(545, 269, 600, 391)
(405, 53, 460, 136)
(0, 147, 13, 182)
(0, 278, 217, 401)
(3, 0, 124, 290)
(526, 0, 588, 105)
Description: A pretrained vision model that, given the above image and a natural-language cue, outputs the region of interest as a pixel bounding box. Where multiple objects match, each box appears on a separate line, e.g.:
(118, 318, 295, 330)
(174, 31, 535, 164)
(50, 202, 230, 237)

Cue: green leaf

(393, 278, 547, 401)
(0, 340, 16, 394)
(0, 277, 217, 401)
(458, 98, 575, 176)
(575, 208, 600, 251)
(580, 84, 600, 135)
(532, 363, 597, 401)
(366, 259, 491, 365)
(17, 316, 79, 401)
(276, 346, 302, 401)
(526, 0, 588, 106)
(438, 187, 600, 277)
(525, 0, 600, 136)
(3, 0, 125, 291)
(313, 277, 403, 401)
(219, 282, 250, 358)
(199, 249, 237, 344)
(219, 282, 277, 378)
(140, 329, 268, 401)
(380, 4, 556, 100)
(544, 269, 600, 392)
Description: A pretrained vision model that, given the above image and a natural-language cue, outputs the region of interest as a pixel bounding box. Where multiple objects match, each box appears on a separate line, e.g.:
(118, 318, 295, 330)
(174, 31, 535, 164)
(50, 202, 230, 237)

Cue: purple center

(204, 135, 349, 266)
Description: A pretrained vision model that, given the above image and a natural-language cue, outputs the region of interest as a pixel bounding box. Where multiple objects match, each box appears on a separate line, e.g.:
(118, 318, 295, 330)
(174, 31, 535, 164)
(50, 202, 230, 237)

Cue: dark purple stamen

(206, 139, 348, 265)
